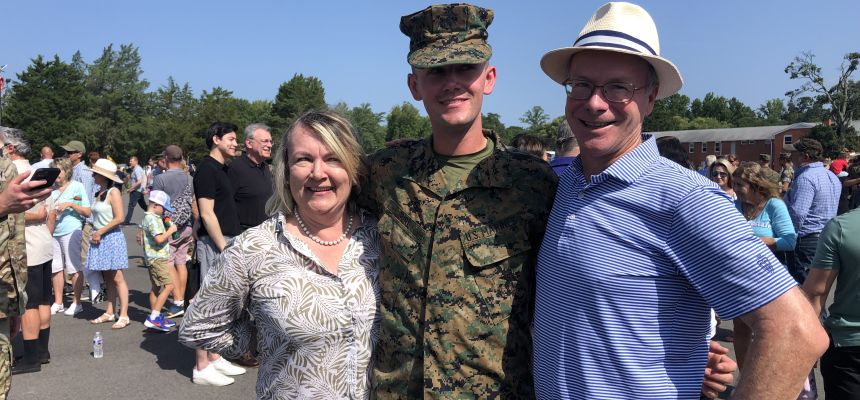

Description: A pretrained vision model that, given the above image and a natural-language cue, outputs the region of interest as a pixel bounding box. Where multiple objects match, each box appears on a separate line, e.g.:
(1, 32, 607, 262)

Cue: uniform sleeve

(767, 198, 797, 251)
(811, 218, 842, 270)
(666, 186, 797, 320)
(178, 234, 252, 358)
(193, 167, 217, 200)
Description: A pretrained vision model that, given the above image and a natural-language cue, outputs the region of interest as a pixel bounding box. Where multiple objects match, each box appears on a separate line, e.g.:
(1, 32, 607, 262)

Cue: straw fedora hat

(540, 2, 683, 99)
(91, 158, 123, 184)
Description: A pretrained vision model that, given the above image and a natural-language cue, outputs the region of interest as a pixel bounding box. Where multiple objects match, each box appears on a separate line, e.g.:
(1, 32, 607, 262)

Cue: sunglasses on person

(710, 171, 728, 178)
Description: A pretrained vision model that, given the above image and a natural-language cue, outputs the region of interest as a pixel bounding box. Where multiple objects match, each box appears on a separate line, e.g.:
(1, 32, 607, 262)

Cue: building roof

(650, 120, 860, 143)
(650, 123, 817, 142)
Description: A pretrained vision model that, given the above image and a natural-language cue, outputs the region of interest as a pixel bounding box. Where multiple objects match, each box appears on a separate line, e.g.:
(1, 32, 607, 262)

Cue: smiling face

(407, 63, 496, 135)
(246, 128, 273, 161)
(287, 125, 351, 219)
(214, 131, 239, 159)
(709, 164, 730, 190)
(565, 51, 657, 174)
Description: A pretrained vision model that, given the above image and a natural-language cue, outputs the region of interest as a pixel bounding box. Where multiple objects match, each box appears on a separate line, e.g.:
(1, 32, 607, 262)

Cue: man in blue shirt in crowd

(532, 3, 828, 399)
(783, 138, 842, 284)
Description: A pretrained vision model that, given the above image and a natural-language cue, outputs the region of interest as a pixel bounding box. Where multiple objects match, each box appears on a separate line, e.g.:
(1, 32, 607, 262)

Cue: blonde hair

(733, 161, 780, 200)
(51, 157, 73, 184)
(266, 110, 365, 216)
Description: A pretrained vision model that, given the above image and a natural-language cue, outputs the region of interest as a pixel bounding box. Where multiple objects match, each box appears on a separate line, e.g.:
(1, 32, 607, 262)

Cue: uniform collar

(404, 130, 513, 197)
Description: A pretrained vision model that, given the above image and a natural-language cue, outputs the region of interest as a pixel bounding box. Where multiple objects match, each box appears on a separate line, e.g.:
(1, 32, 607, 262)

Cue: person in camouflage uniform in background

(362, 4, 557, 398)
(0, 127, 53, 399)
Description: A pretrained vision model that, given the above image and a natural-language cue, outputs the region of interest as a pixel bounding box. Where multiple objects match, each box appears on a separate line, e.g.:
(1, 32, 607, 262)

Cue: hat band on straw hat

(573, 30, 657, 56)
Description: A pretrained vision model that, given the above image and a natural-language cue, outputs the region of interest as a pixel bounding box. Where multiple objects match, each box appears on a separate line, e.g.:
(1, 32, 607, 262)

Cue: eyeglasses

(563, 80, 645, 103)
(711, 171, 728, 178)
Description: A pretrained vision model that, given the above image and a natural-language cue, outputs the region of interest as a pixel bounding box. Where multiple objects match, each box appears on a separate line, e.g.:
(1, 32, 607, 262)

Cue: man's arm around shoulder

(731, 286, 828, 399)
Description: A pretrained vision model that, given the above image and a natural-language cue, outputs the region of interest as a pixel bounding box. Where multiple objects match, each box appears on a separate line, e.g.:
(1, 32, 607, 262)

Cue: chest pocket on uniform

(461, 225, 531, 327)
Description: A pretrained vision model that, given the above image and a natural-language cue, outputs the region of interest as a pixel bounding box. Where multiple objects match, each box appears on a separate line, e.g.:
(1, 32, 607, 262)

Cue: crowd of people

(0, 2, 858, 400)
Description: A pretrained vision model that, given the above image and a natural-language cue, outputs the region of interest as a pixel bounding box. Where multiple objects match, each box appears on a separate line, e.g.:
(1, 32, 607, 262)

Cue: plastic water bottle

(93, 332, 103, 359)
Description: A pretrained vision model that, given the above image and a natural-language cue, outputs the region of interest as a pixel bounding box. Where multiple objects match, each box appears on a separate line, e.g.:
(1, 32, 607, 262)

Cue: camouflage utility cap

(400, 3, 493, 68)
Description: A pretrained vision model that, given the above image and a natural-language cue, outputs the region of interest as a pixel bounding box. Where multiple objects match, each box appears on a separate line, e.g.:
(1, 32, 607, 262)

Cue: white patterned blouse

(179, 211, 380, 399)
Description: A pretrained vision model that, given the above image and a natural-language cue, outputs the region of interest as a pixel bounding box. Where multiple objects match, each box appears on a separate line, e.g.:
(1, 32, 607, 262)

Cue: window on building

(715, 142, 721, 155)
(702, 142, 708, 152)
(784, 135, 792, 145)
(688, 142, 694, 153)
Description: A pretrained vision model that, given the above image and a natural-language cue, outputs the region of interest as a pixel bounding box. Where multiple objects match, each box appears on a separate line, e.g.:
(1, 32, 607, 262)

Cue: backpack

(167, 176, 194, 229)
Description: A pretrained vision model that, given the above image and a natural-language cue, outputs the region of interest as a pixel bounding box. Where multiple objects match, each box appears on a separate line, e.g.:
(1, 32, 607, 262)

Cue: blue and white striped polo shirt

(534, 135, 797, 399)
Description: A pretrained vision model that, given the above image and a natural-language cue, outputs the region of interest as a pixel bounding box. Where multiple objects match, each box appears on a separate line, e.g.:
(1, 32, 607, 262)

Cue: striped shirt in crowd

(534, 135, 797, 399)
(783, 161, 841, 237)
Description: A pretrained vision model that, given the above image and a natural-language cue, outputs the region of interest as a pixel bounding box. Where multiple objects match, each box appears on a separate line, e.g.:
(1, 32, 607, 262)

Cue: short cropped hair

(205, 122, 239, 150)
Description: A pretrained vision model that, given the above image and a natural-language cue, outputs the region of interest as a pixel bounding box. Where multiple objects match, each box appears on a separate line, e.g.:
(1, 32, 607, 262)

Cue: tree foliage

(4, 55, 88, 157)
(272, 74, 326, 125)
(386, 102, 430, 141)
(785, 51, 860, 134)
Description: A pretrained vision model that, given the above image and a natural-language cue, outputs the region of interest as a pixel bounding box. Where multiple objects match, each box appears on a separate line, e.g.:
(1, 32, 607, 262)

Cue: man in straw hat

(534, 2, 827, 399)
(362, 4, 557, 398)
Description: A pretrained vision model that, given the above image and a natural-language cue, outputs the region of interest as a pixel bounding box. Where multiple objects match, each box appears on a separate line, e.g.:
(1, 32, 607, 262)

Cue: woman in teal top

(730, 161, 798, 373)
(47, 158, 91, 316)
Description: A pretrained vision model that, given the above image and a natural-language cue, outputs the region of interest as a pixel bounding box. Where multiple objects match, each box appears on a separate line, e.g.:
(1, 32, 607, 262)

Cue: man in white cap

(534, 2, 827, 399)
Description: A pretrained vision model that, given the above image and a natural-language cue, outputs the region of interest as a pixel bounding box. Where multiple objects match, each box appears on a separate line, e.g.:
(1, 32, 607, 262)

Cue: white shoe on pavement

(63, 303, 83, 316)
(211, 357, 246, 376)
(50, 303, 65, 315)
(192, 364, 235, 386)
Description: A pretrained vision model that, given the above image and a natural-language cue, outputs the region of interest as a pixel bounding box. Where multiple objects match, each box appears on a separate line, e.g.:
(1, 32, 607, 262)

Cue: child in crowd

(141, 190, 179, 332)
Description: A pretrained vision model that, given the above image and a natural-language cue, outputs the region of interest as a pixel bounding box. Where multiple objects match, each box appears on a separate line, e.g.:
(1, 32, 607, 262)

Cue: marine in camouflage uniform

(364, 4, 557, 398)
(0, 156, 28, 399)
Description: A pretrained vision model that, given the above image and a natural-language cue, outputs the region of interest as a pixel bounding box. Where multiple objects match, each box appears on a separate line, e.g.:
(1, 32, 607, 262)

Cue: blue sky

(4, 0, 858, 127)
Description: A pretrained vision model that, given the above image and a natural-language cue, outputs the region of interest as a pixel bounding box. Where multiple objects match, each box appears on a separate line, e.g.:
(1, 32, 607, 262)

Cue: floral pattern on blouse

(179, 211, 380, 400)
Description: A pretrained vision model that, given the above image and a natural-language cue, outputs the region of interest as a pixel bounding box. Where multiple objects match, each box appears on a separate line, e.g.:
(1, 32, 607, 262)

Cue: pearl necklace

(293, 210, 353, 246)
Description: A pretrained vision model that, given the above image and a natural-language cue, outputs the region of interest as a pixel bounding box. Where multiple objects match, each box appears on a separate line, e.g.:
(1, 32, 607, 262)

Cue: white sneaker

(63, 303, 83, 316)
(50, 303, 65, 315)
(192, 364, 235, 386)
(211, 357, 246, 376)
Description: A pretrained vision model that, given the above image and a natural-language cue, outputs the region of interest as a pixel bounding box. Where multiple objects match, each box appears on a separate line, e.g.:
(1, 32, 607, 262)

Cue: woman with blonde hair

(180, 110, 380, 397)
(730, 161, 797, 371)
(47, 157, 92, 316)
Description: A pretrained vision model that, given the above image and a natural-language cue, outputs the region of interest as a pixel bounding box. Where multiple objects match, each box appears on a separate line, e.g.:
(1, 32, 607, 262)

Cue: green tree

(806, 124, 858, 156)
(482, 112, 512, 142)
(272, 74, 326, 124)
(4, 55, 88, 159)
(386, 102, 430, 141)
(348, 103, 385, 152)
(520, 106, 550, 130)
(726, 97, 760, 127)
(785, 51, 860, 135)
(82, 43, 150, 160)
(644, 93, 690, 131)
(757, 98, 787, 125)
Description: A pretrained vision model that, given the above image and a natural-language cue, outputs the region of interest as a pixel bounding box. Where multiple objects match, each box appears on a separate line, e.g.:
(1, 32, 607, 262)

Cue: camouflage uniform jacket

(364, 131, 557, 399)
(0, 158, 27, 319)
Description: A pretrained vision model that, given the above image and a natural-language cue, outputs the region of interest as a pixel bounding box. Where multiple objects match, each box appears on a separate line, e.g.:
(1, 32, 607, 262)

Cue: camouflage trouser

(0, 319, 11, 399)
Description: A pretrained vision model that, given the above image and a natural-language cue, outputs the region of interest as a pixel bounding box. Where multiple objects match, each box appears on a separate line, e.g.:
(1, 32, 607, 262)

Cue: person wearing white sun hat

(533, 2, 828, 399)
(86, 159, 131, 330)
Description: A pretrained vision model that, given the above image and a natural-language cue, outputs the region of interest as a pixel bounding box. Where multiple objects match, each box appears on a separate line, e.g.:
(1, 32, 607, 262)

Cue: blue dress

(86, 188, 128, 271)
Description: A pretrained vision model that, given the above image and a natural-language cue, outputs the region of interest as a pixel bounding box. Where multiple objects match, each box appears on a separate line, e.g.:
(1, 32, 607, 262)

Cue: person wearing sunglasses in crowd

(708, 159, 736, 201)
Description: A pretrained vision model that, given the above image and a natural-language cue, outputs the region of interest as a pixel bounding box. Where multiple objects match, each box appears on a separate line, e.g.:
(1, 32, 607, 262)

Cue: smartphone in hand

(30, 168, 61, 190)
